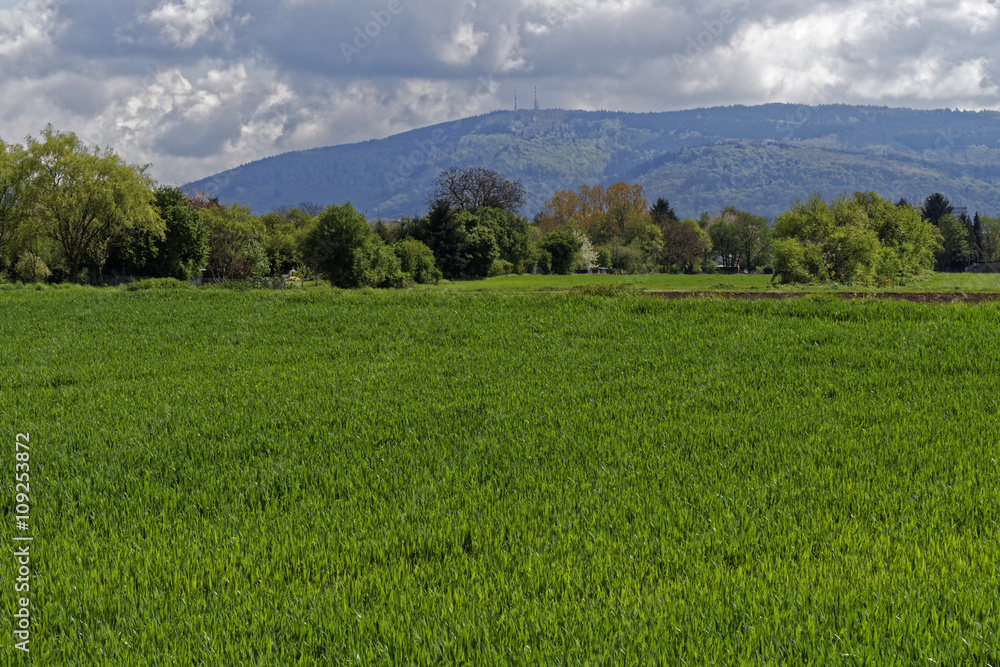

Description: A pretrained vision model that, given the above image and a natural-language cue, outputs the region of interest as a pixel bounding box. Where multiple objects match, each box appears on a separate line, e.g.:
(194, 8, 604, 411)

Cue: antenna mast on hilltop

(514, 90, 517, 112)
(534, 87, 539, 111)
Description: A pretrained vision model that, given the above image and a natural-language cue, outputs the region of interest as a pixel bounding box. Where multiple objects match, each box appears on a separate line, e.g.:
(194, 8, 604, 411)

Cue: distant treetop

(431, 167, 527, 214)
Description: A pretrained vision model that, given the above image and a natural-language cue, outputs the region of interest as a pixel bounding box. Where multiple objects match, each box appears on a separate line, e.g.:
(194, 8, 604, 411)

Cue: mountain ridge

(184, 104, 1000, 219)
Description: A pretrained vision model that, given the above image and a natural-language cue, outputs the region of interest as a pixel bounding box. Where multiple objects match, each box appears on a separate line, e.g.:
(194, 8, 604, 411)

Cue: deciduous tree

(0, 139, 35, 270)
(539, 230, 582, 275)
(773, 192, 940, 285)
(26, 127, 162, 281)
(300, 202, 403, 288)
(431, 167, 527, 213)
(660, 218, 711, 273)
(198, 201, 270, 280)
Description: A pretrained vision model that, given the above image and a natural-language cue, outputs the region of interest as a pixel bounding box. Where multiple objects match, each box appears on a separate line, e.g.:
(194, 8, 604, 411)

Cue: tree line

(1, 127, 993, 287)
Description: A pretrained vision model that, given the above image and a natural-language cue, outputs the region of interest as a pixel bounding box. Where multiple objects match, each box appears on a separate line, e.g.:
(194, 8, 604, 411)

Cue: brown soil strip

(646, 291, 1000, 304)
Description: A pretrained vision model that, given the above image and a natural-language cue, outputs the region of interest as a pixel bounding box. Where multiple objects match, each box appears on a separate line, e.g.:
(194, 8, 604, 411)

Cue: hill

(184, 104, 1000, 219)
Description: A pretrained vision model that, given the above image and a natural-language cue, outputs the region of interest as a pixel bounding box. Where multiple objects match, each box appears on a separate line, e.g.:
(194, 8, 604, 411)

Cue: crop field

(426, 271, 1000, 294)
(2, 286, 999, 664)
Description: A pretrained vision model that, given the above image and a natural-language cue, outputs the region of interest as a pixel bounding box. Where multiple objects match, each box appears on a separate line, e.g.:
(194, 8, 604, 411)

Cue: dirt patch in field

(646, 291, 1000, 304)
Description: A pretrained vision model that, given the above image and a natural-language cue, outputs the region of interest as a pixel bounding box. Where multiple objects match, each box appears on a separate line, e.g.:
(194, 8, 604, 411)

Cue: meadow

(1, 286, 999, 664)
(423, 271, 1000, 294)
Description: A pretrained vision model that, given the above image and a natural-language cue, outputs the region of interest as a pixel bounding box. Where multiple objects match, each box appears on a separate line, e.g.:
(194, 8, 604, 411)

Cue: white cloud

(855, 57, 999, 101)
(436, 21, 490, 66)
(952, 0, 999, 34)
(1, 0, 998, 185)
(146, 0, 235, 48)
(0, 0, 60, 58)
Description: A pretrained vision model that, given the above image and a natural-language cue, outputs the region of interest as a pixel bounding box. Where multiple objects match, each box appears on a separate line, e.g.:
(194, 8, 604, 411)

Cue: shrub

(13, 252, 52, 283)
(393, 239, 442, 285)
(301, 203, 405, 288)
(488, 259, 515, 277)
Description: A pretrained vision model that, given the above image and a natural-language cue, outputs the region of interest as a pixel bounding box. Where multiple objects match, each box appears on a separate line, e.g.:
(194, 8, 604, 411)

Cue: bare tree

(431, 167, 527, 214)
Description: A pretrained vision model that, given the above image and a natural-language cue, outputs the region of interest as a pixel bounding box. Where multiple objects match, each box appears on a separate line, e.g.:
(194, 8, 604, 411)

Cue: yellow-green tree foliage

(26, 127, 162, 279)
(773, 192, 941, 286)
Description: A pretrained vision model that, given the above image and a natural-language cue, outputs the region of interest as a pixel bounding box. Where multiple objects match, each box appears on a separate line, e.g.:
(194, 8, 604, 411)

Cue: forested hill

(184, 105, 1000, 219)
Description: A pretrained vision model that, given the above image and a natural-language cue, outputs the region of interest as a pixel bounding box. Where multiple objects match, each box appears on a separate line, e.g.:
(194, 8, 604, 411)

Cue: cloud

(144, 0, 237, 48)
(436, 21, 490, 66)
(0, 0, 996, 187)
(0, 0, 62, 59)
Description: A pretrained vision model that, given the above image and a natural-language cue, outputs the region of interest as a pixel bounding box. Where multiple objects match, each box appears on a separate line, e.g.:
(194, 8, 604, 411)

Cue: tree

(597, 182, 649, 244)
(650, 197, 678, 225)
(462, 222, 499, 278)
(431, 167, 526, 213)
(707, 207, 771, 272)
(857, 191, 940, 280)
(260, 206, 317, 275)
(921, 193, 953, 226)
(104, 186, 208, 279)
(0, 139, 35, 271)
(414, 200, 468, 279)
(411, 201, 530, 279)
(25, 127, 162, 281)
(538, 230, 582, 274)
(393, 238, 441, 284)
(935, 214, 973, 271)
(13, 252, 51, 283)
(976, 215, 1000, 263)
(198, 201, 270, 280)
(971, 213, 984, 263)
(535, 182, 649, 244)
(147, 187, 208, 279)
(773, 192, 940, 285)
(731, 209, 772, 272)
(300, 202, 403, 288)
(472, 207, 531, 269)
(708, 215, 740, 271)
(660, 218, 711, 273)
(572, 227, 598, 272)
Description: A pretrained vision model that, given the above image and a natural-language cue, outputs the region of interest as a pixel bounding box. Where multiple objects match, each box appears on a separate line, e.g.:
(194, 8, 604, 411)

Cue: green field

(2, 287, 999, 664)
(424, 271, 1000, 294)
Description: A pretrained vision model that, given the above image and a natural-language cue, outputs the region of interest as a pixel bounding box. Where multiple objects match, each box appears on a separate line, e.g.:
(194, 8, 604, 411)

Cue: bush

(532, 248, 552, 274)
(773, 192, 939, 285)
(464, 226, 500, 278)
(13, 252, 52, 283)
(393, 239, 442, 285)
(488, 259, 515, 277)
(301, 203, 405, 288)
(607, 243, 646, 274)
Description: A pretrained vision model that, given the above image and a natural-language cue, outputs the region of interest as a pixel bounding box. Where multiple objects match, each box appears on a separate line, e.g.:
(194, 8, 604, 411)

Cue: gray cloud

(0, 0, 997, 185)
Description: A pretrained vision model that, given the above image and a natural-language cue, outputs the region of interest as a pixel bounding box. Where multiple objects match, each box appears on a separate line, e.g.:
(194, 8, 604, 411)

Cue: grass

(429, 272, 776, 293)
(427, 271, 1000, 294)
(1, 288, 998, 664)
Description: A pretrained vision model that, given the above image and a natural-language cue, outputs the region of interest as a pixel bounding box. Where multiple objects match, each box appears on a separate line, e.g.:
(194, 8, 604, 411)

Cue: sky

(1, 0, 998, 186)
